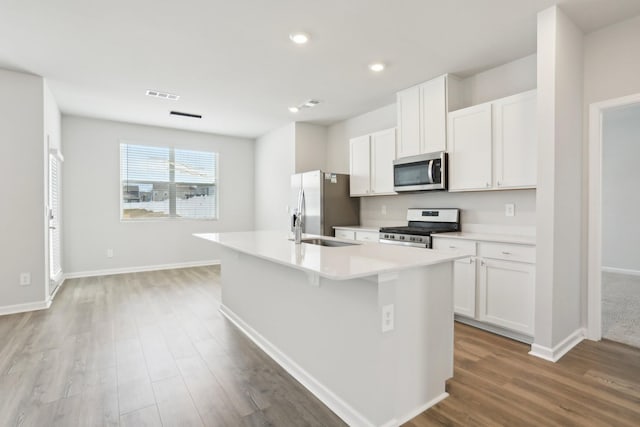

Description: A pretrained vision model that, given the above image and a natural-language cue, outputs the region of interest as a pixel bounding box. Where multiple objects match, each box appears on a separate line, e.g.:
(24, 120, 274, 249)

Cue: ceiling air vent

(170, 111, 202, 119)
(146, 89, 180, 101)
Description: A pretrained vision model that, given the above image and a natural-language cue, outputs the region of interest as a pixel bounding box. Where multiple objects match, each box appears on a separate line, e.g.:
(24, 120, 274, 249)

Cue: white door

(370, 128, 396, 195)
(420, 76, 447, 153)
(447, 103, 493, 191)
(396, 86, 421, 158)
(349, 135, 371, 196)
(48, 152, 62, 294)
(478, 258, 535, 336)
(493, 90, 537, 188)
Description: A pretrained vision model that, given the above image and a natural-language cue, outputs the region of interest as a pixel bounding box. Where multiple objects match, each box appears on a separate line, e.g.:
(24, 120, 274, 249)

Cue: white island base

(212, 241, 455, 427)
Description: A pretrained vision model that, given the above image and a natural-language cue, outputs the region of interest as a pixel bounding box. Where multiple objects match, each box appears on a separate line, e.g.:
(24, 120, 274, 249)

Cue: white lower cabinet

(452, 257, 477, 318)
(355, 230, 379, 242)
(433, 236, 535, 338)
(335, 229, 355, 240)
(478, 258, 535, 336)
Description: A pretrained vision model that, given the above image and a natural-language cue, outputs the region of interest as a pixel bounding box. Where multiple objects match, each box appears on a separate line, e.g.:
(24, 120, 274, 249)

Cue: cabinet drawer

(432, 238, 476, 256)
(477, 242, 535, 263)
(355, 230, 379, 242)
(335, 229, 356, 240)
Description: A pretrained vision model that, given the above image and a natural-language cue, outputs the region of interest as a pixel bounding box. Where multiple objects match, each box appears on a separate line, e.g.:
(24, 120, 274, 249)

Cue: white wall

(361, 190, 536, 231)
(254, 123, 295, 231)
(295, 122, 327, 173)
(584, 15, 640, 107)
(534, 6, 584, 356)
(0, 69, 47, 309)
(602, 104, 640, 272)
(62, 116, 254, 275)
(326, 104, 397, 174)
(458, 54, 537, 108)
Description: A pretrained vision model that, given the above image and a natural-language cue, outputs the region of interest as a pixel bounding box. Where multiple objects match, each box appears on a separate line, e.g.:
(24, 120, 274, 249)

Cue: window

(120, 143, 218, 220)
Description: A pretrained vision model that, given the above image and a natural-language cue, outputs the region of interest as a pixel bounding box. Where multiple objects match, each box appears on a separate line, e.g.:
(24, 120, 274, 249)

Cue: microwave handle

(427, 159, 434, 184)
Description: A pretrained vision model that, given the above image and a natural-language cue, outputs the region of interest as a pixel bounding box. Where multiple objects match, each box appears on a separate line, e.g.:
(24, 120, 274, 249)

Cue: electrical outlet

(381, 304, 394, 332)
(107, 249, 114, 258)
(505, 204, 515, 217)
(20, 273, 31, 286)
(381, 205, 387, 215)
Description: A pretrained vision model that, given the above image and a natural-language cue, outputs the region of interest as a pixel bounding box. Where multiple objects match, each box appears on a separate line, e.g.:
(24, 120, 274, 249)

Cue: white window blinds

(120, 143, 218, 220)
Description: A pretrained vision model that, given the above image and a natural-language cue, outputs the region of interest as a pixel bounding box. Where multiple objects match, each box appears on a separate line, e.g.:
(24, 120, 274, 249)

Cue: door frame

(587, 92, 640, 340)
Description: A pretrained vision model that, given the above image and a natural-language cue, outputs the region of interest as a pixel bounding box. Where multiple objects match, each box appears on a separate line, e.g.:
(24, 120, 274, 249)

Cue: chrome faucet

(293, 188, 304, 244)
(293, 211, 303, 244)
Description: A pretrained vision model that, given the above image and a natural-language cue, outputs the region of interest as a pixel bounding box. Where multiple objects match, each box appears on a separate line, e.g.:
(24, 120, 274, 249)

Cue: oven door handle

(427, 159, 434, 184)
(379, 239, 428, 248)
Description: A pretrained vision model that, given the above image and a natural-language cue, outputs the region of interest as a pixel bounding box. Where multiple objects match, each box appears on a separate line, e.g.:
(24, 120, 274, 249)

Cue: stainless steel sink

(290, 238, 360, 247)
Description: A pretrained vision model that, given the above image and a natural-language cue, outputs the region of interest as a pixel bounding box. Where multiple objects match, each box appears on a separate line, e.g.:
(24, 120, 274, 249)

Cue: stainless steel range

(379, 208, 460, 248)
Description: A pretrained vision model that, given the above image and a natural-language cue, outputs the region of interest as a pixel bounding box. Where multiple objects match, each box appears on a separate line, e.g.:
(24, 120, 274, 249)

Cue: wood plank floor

(0, 266, 639, 426)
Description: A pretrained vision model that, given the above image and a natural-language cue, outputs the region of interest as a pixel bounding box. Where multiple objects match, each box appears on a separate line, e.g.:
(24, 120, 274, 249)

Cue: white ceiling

(1, 0, 639, 139)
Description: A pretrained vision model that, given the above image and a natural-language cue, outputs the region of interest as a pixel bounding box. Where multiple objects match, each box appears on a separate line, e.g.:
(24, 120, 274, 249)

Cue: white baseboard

(382, 392, 449, 427)
(0, 300, 51, 316)
(529, 328, 586, 362)
(219, 304, 377, 427)
(65, 260, 220, 279)
(220, 304, 446, 427)
(49, 275, 67, 301)
(602, 266, 640, 277)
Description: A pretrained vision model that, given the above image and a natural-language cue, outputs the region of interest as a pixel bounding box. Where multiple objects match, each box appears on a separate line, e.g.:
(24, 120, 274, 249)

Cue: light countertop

(195, 230, 466, 281)
(433, 231, 536, 246)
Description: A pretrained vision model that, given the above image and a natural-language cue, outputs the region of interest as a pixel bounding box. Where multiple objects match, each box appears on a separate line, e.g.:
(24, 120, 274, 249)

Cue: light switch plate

(505, 204, 515, 217)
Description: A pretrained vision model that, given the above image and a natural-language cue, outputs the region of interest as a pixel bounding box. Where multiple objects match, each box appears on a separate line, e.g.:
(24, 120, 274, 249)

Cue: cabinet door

(335, 229, 356, 240)
(493, 90, 537, 189)
(396, 86, 421, 158)
(478, 259, 535, 336)
(370, 128, 396, 195)
(453, 257, 477, 318)
(349, 135, 371, 196)
(355, 230, 379, 242)
(420, 76, 447, 153)
(432, 238, 477, 318)
(447, 103, 493, 191)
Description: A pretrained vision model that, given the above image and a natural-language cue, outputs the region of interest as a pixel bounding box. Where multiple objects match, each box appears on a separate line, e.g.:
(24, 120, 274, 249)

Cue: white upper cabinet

(397, 75, 447, 158)
(448, 103, 493, 191)
(396, 86, 421, 157)
(349, 128, 396, 196)
(349, 135, 371, 196)
(493, 90, 537, 189)
(447, 89, 537, 192)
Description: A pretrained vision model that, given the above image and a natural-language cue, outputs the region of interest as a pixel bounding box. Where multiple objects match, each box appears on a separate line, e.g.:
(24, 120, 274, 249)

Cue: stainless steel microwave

(393, 151, 447, 192)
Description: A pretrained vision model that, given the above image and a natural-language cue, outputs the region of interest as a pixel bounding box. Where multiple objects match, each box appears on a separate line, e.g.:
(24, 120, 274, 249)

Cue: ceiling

(1, 0, 639, 139)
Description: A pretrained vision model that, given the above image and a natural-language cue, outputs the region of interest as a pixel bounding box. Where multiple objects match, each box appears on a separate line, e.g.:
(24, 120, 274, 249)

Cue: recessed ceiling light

(369, 62, 385, 72)
(146, 89, 180, 100)
(289, 32, 310, 44)
(288, 106, 300, 113)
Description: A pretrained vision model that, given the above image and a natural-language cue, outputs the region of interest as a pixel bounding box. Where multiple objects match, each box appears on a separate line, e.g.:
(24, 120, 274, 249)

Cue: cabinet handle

(480, 260, 485, 266)
(486, 182, 490, 188)
(497, 181, 501, 186)
(449, 245, 456, 249)
(501, 251, 511, 255)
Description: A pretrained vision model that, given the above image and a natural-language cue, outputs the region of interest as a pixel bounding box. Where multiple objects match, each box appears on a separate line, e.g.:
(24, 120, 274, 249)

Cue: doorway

(48, 146, 63, 295)
(588, 93, 640, 345)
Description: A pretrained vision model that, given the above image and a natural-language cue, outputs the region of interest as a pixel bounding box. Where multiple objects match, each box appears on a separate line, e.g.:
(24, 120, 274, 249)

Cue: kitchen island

(195, 231, 465, 427)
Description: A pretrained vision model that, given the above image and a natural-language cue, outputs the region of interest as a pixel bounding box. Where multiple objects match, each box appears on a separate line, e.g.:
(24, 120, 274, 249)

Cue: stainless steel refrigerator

(290, 170, 360, 236)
